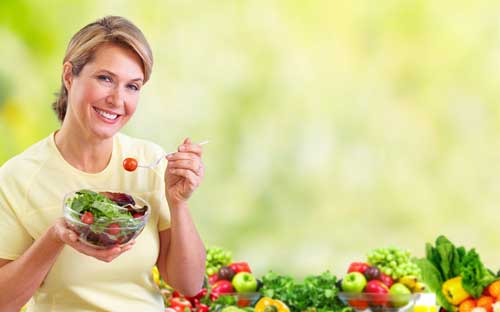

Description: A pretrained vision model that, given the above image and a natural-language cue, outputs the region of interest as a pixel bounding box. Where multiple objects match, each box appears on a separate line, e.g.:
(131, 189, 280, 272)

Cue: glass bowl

(218, 292, 262, 307)
(337, 292, 421, 312)
(63, 189, 150, 249)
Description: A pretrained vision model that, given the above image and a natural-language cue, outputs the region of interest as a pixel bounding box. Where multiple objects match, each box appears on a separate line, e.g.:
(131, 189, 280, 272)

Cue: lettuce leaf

(460, 249, 496, 298)
(416, 258, 453, 312)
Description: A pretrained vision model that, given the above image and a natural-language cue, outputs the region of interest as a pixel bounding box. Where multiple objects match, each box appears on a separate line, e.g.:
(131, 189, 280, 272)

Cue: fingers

(167, 137, 205, 176)
(69, 240, 135, 262)
(53, 218, 79, 244)
(167, 152, 198, 161)
(176, 137, 203, 156)
(168, 168, 201, 188)
(168, 159, 202, 175)
(54, 219, 135, 262)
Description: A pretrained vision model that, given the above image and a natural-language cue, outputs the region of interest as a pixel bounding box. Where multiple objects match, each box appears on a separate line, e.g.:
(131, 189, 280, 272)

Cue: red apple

(210, 280, 234, 300)
(379, 273, 394, 288)
(365, 280, 389, 294)
(365, 280, 389, 306)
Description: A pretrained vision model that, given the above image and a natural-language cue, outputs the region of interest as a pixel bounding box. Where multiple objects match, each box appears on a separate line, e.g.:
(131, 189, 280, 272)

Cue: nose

(105, 87, 124, 107)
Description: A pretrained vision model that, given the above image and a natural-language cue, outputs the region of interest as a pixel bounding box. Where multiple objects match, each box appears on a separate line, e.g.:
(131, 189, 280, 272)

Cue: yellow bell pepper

(255, 297, 290, 312)
(442, 277, 471, 306)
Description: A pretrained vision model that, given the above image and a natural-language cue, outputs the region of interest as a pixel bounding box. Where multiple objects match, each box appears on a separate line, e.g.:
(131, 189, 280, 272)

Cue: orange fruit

(488, 281, 500, 298)
(459, 298, 476, 312)
(476, 296, 494, 312)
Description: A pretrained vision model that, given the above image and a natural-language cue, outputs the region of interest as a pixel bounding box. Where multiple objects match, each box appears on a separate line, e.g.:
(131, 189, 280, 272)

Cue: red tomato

(208, 274, 219, 285)
(170, 297, 192, 312)
(133, 213, 143, 218)
(81, 211, 94, 224)
(349, 299, 369, 310)
(476, 296, 494, 312)
(123, 158, 138, 171)
(237, 299, 251, 307)
(107, 223, 121, 235)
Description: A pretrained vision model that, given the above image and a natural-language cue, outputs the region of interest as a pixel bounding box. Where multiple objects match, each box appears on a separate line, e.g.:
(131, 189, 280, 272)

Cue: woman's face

(64, 43, 144, 140)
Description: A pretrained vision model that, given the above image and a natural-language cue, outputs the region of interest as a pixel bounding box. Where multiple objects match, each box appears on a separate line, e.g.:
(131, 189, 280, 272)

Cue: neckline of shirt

(48, 131, 120, 178)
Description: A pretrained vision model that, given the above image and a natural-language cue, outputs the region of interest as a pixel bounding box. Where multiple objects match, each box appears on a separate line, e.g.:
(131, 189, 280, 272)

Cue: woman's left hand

(165, 138, 205, 208)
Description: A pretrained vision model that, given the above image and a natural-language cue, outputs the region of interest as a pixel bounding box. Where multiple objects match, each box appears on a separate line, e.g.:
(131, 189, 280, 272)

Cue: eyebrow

(97, 69, 144, 83)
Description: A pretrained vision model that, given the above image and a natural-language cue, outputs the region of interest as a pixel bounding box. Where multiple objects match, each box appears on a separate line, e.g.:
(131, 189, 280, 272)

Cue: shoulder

(0, 135, 52, 184)
(0, 135, 52, 210)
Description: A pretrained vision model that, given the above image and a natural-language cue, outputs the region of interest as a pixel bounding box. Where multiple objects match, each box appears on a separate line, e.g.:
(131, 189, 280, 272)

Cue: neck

(55, 122, 114, 173)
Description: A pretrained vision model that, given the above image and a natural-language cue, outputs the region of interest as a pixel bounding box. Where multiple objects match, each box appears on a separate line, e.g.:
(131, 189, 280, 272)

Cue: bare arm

(0, 225, 65, 311)
(156, 203, 206, 296)
(0, 219, 134, 311)
(157, 138, 206, 296)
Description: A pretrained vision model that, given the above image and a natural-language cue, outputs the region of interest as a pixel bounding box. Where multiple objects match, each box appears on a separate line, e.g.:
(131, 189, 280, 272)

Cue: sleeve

(0, 170, 33, 260)
(152, 147, 171, 232)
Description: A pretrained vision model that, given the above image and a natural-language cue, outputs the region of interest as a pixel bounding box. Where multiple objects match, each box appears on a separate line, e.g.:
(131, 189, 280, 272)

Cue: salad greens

(66, 189, 141, 232)
(259, 271, 351, 312)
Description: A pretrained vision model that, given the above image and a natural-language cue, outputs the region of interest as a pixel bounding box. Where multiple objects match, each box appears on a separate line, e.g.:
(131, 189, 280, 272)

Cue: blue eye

(127, 84, 140, 91)
(97, 75, 112, 82)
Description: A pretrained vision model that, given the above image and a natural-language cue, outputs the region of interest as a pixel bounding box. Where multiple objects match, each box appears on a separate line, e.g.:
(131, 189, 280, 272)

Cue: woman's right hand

(51, 218, 134, 262)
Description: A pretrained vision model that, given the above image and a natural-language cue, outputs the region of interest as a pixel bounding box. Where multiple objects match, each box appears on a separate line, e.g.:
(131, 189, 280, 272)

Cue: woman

(0, 16, 206, 311)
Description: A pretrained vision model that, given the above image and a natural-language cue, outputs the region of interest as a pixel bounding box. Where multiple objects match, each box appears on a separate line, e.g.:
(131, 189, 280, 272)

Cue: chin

(91, 124, 124, 140)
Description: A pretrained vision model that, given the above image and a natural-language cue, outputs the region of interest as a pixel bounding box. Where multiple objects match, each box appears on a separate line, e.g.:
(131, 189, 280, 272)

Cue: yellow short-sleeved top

(0, 132, 171, 312)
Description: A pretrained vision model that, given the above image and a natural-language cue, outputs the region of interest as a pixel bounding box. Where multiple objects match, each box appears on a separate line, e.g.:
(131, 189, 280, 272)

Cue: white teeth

(95, 108, 118, 120)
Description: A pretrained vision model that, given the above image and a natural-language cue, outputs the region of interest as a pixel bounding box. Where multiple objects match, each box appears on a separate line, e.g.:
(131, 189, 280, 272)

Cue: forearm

(0, 225, 65, 311)
(164, 203, 206, 296)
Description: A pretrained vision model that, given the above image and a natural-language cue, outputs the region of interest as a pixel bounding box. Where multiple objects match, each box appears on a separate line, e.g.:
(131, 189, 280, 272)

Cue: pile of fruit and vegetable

(153, 236, 500, 312)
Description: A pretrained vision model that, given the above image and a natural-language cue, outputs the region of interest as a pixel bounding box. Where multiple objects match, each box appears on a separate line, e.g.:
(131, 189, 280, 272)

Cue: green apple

(341, 272, 367, 293)
(389, 283, 411, 307)
(232, 272, 257, 292)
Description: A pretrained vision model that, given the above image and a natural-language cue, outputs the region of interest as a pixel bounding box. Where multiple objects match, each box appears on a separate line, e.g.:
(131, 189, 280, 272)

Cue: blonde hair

(52, 16, 153, 122)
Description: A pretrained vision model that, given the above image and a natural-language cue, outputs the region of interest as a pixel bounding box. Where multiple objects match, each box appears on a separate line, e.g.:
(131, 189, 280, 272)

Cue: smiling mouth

(93, 107, 120, 121)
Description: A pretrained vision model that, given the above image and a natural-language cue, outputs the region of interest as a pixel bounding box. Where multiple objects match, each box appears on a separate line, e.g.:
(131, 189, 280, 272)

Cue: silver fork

(137, 140, 210, 169)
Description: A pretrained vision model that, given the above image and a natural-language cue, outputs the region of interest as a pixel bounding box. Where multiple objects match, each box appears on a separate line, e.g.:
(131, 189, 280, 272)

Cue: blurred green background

(1, 0, 500, 278)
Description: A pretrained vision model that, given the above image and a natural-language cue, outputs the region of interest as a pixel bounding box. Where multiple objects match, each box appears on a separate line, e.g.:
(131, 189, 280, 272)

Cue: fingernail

(69, 233, 76, 241)
(169, 168, 174, 173)
(179, 145, 186, 151)
(166, 154, 173, 159)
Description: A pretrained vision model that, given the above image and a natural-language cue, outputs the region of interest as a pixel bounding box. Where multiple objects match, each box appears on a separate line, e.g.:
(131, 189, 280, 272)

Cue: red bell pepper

(347, 262, 369, 274)
(229, 262, 252, 273)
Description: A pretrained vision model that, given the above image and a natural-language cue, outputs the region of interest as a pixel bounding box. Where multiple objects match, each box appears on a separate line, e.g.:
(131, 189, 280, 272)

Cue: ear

(62, 62, 73, 91)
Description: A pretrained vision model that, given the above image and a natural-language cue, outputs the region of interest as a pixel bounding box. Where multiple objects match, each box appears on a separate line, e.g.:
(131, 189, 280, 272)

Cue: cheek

(73, 82, 107, 108)
(82, 83, 107, 104)
(125, 94, 140, 116)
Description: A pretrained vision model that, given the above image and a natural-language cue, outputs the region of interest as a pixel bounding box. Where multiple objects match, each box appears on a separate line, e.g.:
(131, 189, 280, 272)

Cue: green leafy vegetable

(259, 271, 350, 312)
(417, 235, 498, 311)
(460, 249, 496, 298)
(66, 189, 140, 233)
(415, 258, 451, 311)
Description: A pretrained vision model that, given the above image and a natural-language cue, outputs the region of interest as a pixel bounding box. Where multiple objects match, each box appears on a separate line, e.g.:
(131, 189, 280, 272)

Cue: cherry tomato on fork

(123, 158, 138, 171)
